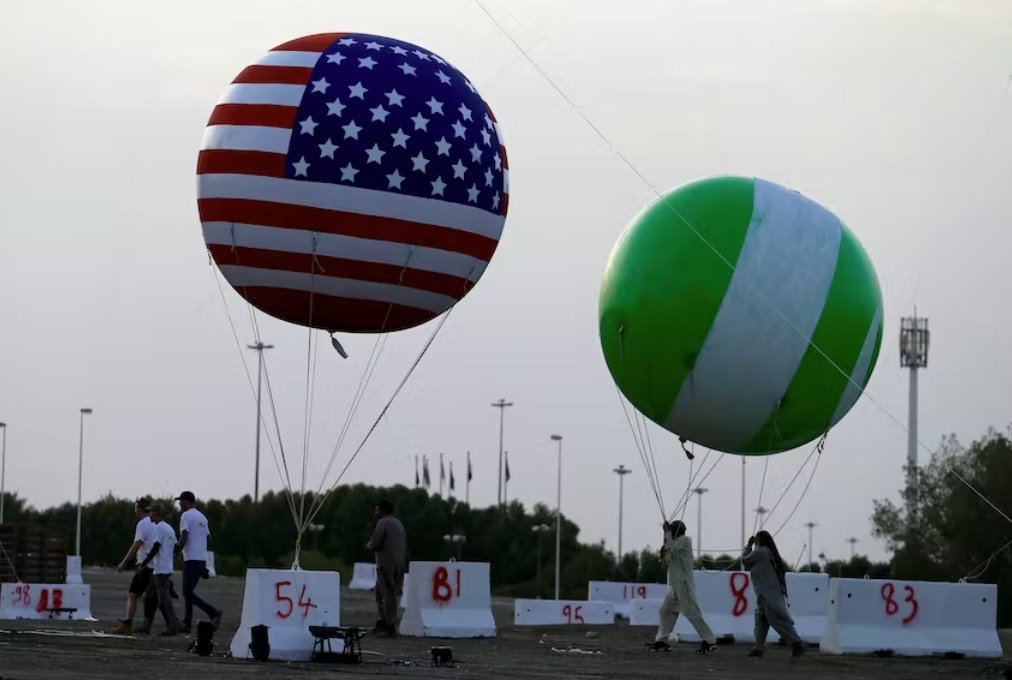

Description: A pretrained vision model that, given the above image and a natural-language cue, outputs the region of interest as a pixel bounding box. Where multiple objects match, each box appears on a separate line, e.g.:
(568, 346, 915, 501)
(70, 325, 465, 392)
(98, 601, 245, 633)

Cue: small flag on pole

(423, 456, 431, 489)
(415, 455, 420, 487)
(505, 451, 511, 483)
(450, 462, 456, 492)
(467, 452, 473, 481)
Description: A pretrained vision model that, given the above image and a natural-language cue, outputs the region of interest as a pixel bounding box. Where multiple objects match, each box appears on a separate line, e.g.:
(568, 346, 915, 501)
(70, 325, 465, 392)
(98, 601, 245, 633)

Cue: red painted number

(881, 583, 918, 625)
(274, 580, 294, 619)
(14, 584, 31, 605)
(297, 584, 317, 617)
(53, 589, 63, 610)
(730, 573, 750, 617)
(562, 604, 585, 624)
(432, 566, 461, 604)
(622, 585, 648, 599)
(35, 588, 49, 613)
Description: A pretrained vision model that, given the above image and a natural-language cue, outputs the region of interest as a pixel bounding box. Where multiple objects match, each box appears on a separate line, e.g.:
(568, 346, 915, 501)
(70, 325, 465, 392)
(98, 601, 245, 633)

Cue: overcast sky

(2, 0, 1010, 567)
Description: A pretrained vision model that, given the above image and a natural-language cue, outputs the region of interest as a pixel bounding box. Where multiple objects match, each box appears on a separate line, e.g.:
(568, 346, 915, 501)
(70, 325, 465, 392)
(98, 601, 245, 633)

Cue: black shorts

(129, 567, 153, 596)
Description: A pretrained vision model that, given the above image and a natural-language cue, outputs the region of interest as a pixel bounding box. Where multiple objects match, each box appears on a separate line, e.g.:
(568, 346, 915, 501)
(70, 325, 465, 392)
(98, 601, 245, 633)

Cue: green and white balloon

(599, 176, 883, 455)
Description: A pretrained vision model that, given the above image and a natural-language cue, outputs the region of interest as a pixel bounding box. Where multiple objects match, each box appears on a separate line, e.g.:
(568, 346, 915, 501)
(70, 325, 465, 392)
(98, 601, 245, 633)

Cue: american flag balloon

(198, 33, 509, 333)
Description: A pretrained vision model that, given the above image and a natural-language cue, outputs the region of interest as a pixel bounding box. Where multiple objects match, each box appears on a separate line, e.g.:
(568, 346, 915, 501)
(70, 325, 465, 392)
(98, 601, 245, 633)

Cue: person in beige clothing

(366, 499, 406, 637)
(654, 520, 718, 654)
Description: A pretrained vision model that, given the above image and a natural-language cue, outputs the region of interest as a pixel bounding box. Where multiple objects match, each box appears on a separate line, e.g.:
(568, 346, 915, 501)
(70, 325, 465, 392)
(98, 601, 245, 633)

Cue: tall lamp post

(76, 408, 93, 557)
(532, 523, 550, 597)
(443, 534, 466, 560)
(899, 314, 929, 490)
(248, 341, 274, 502)
(0, 422, 6, 524)
(613, 465, 632, 559)
(847, 537, 858, 559)
(491, 399, 513, 506)
(755, 506, 768, 531)
(550, 434, 563, 600)
(693, 487, 708, 559)
(804, 522, 817, 571)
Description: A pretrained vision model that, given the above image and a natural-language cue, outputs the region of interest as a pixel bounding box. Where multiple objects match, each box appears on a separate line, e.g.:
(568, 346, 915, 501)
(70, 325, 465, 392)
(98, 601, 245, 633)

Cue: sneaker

(792, 642, 806, 658)
(747, 649, 764, 658)
(695, 641, 718, 655)
(651, 640, 671, 652)
(210, 610, 223, 631)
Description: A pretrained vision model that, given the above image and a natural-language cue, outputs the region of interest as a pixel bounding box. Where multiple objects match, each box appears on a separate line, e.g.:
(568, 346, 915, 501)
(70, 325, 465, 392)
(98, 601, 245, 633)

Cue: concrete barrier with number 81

(821, 578, 1002, 657)
(399, 561, 495, 638)
(228, 569, 341, 661)
(514, 599, 614, 626)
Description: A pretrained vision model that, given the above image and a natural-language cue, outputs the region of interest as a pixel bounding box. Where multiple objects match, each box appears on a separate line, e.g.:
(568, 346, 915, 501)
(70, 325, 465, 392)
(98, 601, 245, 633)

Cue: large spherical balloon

(198, 33, 509, 333)
(599, 176, 882, 455)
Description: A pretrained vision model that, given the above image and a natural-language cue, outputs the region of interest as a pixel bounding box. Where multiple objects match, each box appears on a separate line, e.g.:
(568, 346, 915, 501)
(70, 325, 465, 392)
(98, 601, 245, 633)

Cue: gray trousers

(754, 593, 801, 648)
(375, 565, 404, 629)
(656, 581, 716, 644)
(138, 574, 178, 633)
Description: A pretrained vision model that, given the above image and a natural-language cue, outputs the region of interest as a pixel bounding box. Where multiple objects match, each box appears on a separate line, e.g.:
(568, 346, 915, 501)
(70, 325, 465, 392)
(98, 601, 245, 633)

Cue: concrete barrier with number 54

(821, 578, 1002, 657)
(228, 569, 341, 661)
(399, 561, 495, 638)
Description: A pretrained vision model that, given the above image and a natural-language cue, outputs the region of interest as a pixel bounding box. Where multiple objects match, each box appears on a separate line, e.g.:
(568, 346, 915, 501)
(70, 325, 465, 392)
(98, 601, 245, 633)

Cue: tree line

(1, 425, 1007, 623)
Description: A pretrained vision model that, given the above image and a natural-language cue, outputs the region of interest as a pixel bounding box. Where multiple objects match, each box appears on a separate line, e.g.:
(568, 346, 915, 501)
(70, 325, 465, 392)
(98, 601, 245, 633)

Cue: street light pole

(248, 342, 274, 503)
(804, 522, 817, 570)
(76, 408, 93, 557)
(847, 537, 858, 559)
(550, 434, 563, 600)
(491, 399, 513, 506)
(0, 422, 7, 524)
(532, 524, 549, 597)
(755, 506, 768, 531)
(612, 465, 631, 559)
(693, 487, 708, 559)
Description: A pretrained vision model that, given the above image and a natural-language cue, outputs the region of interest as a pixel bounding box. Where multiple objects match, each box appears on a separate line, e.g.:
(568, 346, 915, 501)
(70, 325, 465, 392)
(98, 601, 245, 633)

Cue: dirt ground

(0, 568, 1008, 680)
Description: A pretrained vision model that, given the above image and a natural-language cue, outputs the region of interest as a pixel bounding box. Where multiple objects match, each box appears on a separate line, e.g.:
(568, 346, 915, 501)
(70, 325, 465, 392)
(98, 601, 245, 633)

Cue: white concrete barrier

(349, 563, 377, 590)
(821, 578, 1002, 658)
(400, 572, 409, 607)
(399, 561, 495, 638)
(207, 552, 217, 578)
(627, 571, 829, 644)
(766, 572, 829, 644)
(587, 581, 666, 619)
(514, 599, 614, 626)
(0, 583, 93, 620)
(65, 556, 83, 585)
(228, 569, 341, 661)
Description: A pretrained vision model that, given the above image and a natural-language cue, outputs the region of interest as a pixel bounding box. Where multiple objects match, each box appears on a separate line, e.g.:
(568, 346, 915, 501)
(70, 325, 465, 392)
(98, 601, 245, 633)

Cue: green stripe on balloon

(742, 221, 883, 454)
(599, 176, 755, 424)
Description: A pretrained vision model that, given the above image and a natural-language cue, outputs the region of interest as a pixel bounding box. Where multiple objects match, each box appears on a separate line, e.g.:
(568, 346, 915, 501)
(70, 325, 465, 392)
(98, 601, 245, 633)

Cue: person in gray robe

(367, 499, 406, 637)
(741, 530, 804, 657)
(654, 520, 718, 655)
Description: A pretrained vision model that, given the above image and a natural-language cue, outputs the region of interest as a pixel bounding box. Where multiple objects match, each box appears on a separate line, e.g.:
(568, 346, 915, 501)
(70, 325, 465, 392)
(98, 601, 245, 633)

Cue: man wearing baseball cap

(112, 497, 156, 635)
(175, 491, 222, 633)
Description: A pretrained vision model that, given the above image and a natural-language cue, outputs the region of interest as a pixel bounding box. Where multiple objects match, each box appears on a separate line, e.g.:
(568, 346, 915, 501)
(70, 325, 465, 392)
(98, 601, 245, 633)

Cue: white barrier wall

(514, 599, 614, 626)
(400, 572, 409, 607)
(399, 561, 495, 638)
(821, 578, 1002, 658)
(587, 581, 666, 619)
(628, 572, 829, 645)
(229, 569, 341, 661)
(0, 583, 93, 620)
(65, 556, 83, 585)
(349, 563, 377, 591)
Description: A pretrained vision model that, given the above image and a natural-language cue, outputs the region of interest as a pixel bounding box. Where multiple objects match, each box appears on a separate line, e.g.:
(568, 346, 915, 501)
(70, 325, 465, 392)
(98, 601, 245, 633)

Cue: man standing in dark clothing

(366, 499, 406, 637)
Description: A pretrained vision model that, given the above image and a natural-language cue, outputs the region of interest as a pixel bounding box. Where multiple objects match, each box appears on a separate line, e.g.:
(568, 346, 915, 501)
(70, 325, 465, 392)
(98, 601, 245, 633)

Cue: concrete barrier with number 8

(0, 583, 93, 620)
(821, 578, 1002, 657)
(514, 599, 614, 626)
(349, 563, 377, 590)
(587, 581, 666, 619)
(398, 561, 495, 638)
(228, 569, 341, 661)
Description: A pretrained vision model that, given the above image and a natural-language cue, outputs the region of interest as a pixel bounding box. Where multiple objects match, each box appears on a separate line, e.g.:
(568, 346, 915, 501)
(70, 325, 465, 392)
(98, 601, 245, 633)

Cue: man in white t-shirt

(112, 497, 156, 635)
(134, 504, 179, 636)
(175, 490, 222, 633)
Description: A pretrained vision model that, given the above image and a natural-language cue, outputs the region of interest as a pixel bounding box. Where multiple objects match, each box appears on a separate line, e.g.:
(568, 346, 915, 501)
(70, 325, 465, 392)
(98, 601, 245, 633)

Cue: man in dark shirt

(366, 499, 406, 636)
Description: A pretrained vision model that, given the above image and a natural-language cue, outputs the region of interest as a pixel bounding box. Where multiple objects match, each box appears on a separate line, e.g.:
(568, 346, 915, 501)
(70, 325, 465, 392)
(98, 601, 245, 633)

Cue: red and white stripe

(197, 33, 506, 333)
